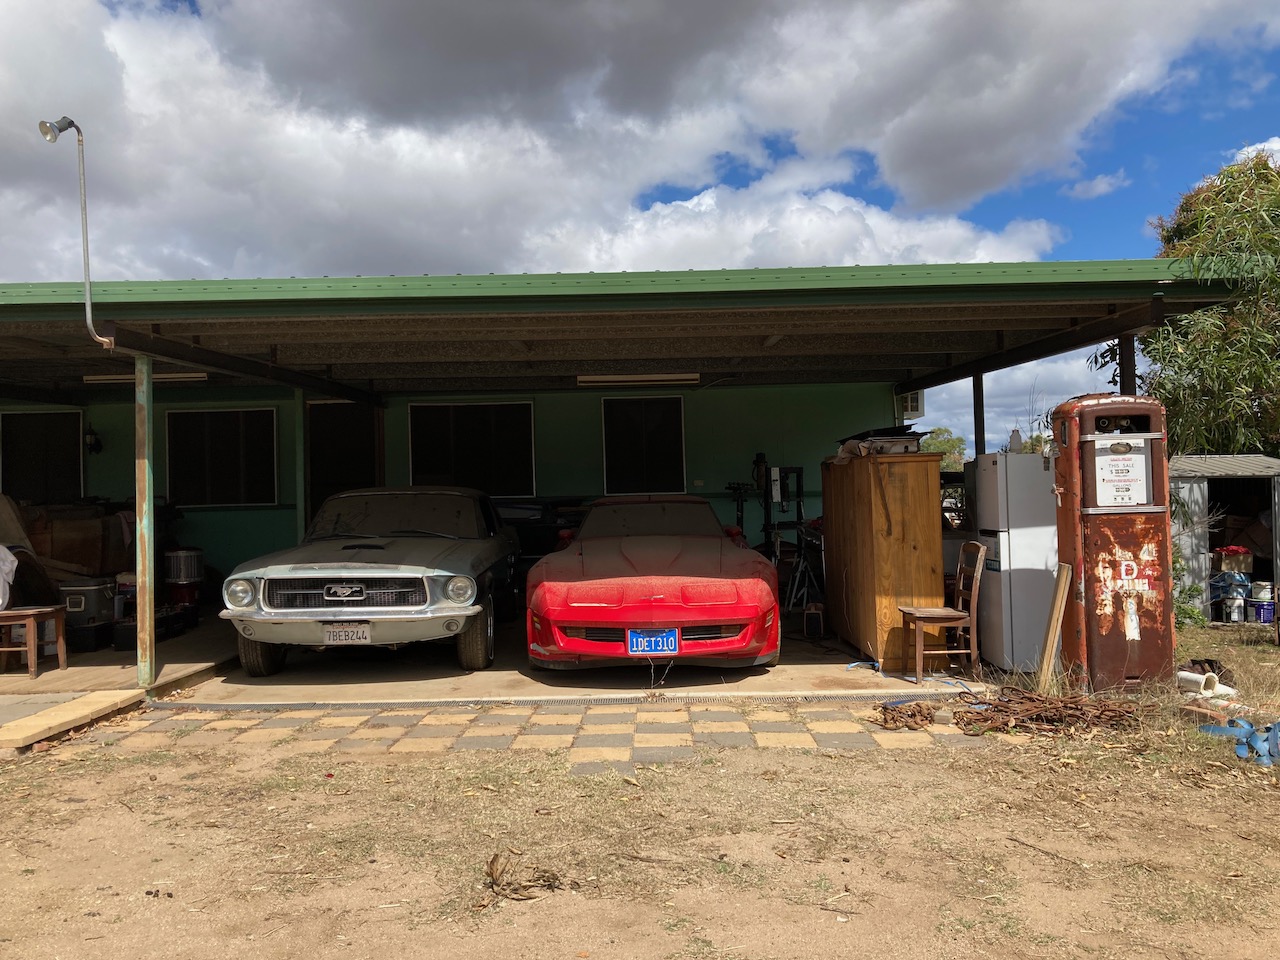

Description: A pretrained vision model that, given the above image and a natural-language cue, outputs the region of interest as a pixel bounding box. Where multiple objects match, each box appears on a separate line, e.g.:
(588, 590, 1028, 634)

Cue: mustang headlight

(224, 578, 257, 608)
(445, 576, 476, 604)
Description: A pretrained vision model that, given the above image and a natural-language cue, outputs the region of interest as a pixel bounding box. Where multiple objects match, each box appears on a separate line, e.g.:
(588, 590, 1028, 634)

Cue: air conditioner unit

(898, 390, 924, 420)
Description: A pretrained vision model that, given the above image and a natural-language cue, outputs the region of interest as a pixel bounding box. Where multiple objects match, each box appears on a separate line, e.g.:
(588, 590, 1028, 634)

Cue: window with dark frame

(167, 409, 277, 506)
(409, 403, 534, 498)
(602, 396, 685, 495)
(0, 411, 82, 504)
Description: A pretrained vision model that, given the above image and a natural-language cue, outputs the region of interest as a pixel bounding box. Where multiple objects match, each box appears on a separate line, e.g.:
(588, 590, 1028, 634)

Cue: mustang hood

(229, 536, 474, 577)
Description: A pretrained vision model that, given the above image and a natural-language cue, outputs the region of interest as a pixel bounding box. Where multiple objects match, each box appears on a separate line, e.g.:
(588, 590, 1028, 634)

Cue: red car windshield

(577, 501, 724, 539)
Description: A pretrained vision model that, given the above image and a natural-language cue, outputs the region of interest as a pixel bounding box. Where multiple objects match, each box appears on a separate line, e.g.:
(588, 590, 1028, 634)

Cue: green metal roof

(0, 258, 1232, 404)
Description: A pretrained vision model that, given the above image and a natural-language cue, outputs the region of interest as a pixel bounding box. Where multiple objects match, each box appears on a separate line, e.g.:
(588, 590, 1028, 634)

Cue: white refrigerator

(969, 453, 1060, 672)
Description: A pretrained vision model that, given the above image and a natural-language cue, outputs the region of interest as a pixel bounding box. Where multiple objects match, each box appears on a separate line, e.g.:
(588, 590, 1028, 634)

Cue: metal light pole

(39, 116, 155, 689)
(38, 116, 113, 349)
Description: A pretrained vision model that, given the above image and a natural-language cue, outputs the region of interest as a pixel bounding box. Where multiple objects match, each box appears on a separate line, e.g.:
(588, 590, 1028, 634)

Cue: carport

(0, 258, 1230, 690)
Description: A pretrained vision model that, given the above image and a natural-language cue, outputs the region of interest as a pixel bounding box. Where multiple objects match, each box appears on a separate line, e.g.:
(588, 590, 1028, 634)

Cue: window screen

(409, 403, 534, 498)
(167, 409, 277, 506)
(602, 396, 685, 495)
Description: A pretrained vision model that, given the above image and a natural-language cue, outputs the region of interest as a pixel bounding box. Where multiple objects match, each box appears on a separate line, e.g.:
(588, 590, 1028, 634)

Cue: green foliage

(1133, 151, 1280, 455)
(1171, 544, 1207, 629)
(920, 426, 967, 472)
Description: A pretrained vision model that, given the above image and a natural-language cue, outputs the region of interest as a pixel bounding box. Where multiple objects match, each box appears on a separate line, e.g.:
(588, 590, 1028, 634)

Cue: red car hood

(565, 536, 750, 580)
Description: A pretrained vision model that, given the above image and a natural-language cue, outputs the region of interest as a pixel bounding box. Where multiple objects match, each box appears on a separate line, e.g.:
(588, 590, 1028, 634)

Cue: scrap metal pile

(950, 686, 1153, 736)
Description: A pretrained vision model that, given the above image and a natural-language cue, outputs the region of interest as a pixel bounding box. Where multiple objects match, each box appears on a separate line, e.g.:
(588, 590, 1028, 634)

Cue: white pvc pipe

(1177, 670, 1219, 695)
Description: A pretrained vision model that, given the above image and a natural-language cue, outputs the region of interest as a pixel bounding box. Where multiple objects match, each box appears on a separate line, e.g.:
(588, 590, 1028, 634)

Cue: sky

(3, 0, 1280, 453)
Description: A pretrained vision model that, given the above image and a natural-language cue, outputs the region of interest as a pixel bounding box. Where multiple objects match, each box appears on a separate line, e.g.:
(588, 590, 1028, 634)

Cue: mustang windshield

(306, 493, 484, 540)
(577, 502, 724, 539)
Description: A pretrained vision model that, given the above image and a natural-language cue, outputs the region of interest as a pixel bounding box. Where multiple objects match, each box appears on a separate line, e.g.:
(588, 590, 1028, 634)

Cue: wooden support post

(1036, 563, 1073, 695)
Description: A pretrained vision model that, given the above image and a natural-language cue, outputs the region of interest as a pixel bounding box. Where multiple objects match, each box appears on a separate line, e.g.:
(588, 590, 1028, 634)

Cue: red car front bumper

(526, 578, 780, 669)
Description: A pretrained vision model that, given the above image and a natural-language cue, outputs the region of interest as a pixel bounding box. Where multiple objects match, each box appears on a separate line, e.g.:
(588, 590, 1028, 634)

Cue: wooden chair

(0, 605, 68, 679)
(898, 541, 986, 683)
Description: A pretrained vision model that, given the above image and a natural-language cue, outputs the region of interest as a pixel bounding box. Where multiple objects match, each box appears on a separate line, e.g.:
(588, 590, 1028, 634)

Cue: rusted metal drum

(164, 548, 204, 585)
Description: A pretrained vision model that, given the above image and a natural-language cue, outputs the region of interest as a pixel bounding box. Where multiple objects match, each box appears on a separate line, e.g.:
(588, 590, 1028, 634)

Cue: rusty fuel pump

(1051, 394, 1175, 691)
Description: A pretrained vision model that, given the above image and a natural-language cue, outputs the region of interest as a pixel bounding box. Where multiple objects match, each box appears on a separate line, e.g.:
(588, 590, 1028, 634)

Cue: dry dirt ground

(3, 627, 1280, 960)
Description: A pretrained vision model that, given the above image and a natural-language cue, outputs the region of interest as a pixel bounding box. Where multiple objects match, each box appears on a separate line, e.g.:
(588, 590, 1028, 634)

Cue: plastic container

(59, 577, 116, 627)
(1251, 581, 1274, 601)
(1216, 597, 1246, 623)
(1247, 599, 1275, 624)
(165, 548, 204, 584)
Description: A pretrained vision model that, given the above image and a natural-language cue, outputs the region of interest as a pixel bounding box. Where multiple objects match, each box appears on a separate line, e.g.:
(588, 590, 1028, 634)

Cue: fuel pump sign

(1053, 395, 1175, 691)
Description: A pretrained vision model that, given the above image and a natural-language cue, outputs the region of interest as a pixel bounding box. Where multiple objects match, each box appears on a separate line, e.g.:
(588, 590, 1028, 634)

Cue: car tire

(238, 634, 288, 677)
(456, 595, 495, 671)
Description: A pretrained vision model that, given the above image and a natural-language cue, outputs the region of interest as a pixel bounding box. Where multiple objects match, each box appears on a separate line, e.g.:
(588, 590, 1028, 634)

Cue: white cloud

(1236, 137, 1280, 163)
(1, 1, 1279, 283)
(1060, 170, 1132, 200)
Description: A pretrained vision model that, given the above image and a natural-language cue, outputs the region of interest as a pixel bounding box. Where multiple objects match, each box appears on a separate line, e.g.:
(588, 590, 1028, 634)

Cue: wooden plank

(1036, 563, 1073, 695)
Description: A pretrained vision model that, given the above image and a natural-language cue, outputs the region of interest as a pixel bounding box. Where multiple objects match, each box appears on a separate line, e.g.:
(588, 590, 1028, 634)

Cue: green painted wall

(4, 381, 896, 575)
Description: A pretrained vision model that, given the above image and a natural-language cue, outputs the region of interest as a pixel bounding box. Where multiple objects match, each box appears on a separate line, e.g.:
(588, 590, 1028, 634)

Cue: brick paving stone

(535, 704, 587, 715)
(688, 710, 748, 723)
(748, 721, 808, 733)
(418, 713, 477, 725)
(168, 732, 238, 749)
(635, 703, 687, 714)
(632, 713, 690, 725)
(631, 746, 694, 764)
(575, 723, 633, 735)
(753, 732, 818, 749)
(573, 733, 634, 748)
(472, 713, 528, 725)
(516, 723, 577, 736)
(294, 727, 353, 741)
(143, 718, 203, 730)
(633, 733, 692, 748)
(255, 717, 311, 729)
(315, 716, 371, 728)
(584, 704, 637, 715)
(274, 709, 327, 719)
(691, 720, 751, 733)
(364, 714, 421, 727)
(203, 718, 263, 730)
(812, 732, 878, 750)
(748, 709, 794, 722)
(805, 720, 868, 734)
(402, 724, 467, 738)
(266, 739, 338, 756)
(451, 735, 516, 750)
(111, 732, 173, 751)
(581, 710, 636, 724)
(569, 760, 633, 777)
(346, 726, 404, 740)
(566, 746, 631, 763)
(869, 730, 935, 749)
(693, 731, 754, 748)
(433, 705, 486, 715)
(634, 723, 693, 736)
(327, 708, 382, 717)
(233, 728, 289, 744)
(334, 738, 399, 752)
(388, 737, 452, 753)
(511, 734, 575, 750)
(528, 712, 584, 726)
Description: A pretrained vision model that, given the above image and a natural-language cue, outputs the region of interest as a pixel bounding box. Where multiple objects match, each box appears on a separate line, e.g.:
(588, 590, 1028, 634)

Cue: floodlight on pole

(37, 115, 113, 349)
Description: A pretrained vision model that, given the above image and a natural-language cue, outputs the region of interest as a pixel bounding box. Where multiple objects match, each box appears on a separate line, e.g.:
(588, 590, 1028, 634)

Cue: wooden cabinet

(820, 453, 944, 673)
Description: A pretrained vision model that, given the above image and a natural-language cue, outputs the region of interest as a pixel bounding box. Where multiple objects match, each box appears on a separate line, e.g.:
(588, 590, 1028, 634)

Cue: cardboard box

(1212, 551, 1253, 573)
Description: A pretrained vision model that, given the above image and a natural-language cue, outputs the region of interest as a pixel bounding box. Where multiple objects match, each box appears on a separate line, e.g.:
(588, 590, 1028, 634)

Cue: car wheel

(456, 595, 495, 671)
(238, 634, 288, 677)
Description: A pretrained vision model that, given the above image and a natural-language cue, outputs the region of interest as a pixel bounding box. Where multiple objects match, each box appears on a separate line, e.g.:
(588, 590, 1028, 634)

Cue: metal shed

(1168, 454, 1280, 619)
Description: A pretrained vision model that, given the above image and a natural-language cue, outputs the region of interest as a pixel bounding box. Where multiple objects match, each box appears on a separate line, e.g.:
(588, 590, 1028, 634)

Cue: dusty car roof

(588, 495, 711, 506)
(324, 486, 487, 499)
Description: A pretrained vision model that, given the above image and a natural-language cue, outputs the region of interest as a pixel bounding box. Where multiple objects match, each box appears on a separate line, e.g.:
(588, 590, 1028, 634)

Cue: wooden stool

(0, 606, 68, 679)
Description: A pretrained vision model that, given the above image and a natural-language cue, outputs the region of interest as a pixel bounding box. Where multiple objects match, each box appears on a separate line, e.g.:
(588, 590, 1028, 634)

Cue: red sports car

(526, 495, 781, 669)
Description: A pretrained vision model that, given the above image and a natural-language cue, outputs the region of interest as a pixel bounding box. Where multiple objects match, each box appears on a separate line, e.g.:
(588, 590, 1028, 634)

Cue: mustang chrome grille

(564, 624, 743, 643)
(264, 577, 427, 610)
